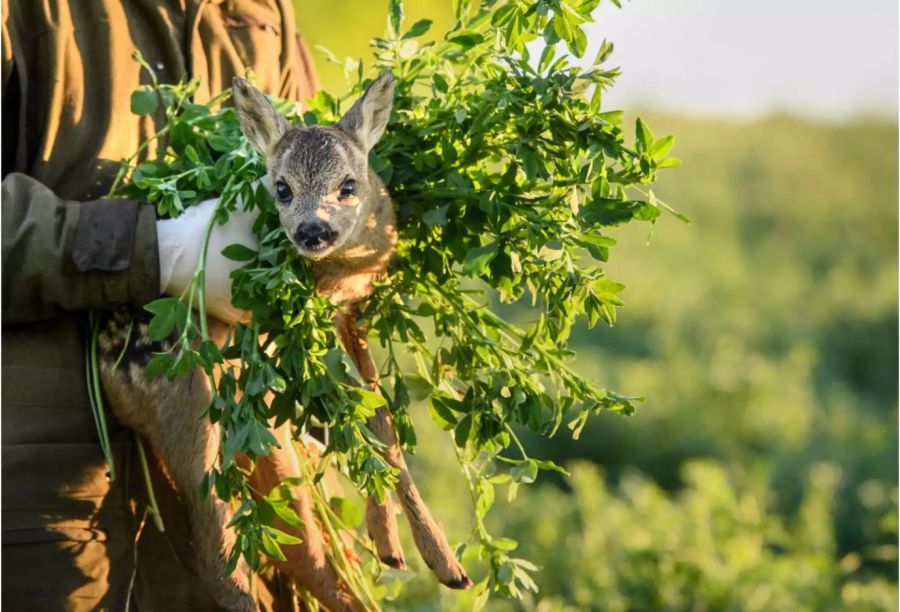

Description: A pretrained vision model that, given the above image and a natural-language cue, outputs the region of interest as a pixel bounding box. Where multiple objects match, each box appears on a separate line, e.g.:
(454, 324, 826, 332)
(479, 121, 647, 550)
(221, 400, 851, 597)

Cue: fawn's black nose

(294, 221, 337, 250)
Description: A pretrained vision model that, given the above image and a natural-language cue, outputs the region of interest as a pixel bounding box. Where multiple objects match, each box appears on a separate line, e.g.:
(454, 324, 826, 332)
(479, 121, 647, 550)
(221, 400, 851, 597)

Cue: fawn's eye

(338, 179, 356, 200)
(274, 180, 292, 203)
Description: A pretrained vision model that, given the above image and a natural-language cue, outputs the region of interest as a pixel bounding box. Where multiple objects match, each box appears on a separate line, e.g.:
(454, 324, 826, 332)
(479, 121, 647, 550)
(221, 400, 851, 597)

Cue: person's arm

(1, 172, 160, 324)
(1, 11, 161, 325)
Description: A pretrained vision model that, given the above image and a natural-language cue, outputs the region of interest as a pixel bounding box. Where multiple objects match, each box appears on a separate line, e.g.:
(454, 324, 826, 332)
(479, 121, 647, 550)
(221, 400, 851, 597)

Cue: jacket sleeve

(1, 173, 160, 324)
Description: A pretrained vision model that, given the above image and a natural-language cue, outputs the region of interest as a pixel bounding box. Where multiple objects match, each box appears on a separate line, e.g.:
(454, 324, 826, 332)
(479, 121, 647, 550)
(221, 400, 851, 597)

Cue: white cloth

(157, 197, 259, 324)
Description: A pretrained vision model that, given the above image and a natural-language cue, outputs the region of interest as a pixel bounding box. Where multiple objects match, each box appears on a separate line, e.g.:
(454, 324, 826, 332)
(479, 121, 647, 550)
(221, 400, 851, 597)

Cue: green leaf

(429, 397, 458, 429)
(222, 423, 250, 469)
(452, 0, 471, 19)
(568, 26, 587, 57)
(144, 353, 172, 379)
(269, 527, 302, 545)
(221, 243, 258, 262)
(635, 117, 654, 152)
(593, 39, 614, 65)
(580, 197, 641, 226)
(476, 480, 494, 518)
(496, 560, 514, 584)
(473, 580, 491, 611)
(491, 3, 517, 27)
(649, 134, 675, 160)
(198, 339, 223, 368)
(260, 531, 287, 561)
(185, 144, 200, 163)
(552, 14, 573, 44)
(404, 375, 433, 400)
(354, 388, 387, 414)
(130, 87, 158, 116)
(538, 44, 558, 74)
(633, 200, 661, 222)
(454, 413, 474, 447)
(574, 232, 616, 261)
(432, 73, 449, 93)
(448, 31, 484, 49)
(144, 297, 187, 341)
(260, 492, 304, 529)
(225, 536, 244, 575)
(388, 0, 404, 36)
(403, 18, 432, 39)
(653, 193, 691, 223)
(462, 243, 499, 276)
(658, 156, 683, 169)
(493, 537, 519, 551)
(511, 459, 538, 484)
(246, 421, 278, 456)
(423, 204, 449, 226)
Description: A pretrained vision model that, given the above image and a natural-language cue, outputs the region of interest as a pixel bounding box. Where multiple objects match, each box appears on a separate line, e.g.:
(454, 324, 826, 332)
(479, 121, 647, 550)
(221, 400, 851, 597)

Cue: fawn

(99, 72, 469, 612)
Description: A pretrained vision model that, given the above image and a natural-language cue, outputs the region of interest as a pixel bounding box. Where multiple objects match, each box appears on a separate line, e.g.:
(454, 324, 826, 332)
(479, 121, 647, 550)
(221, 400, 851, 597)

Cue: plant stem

(196, 175, 236, 341)
(88, 311, 116, 481)
(506, 424, 529, 460)
(451, 433, 489, 540)
(112, 317, 134, 369)
(293, 442, 379, 612)
(136, 435, 166, 532)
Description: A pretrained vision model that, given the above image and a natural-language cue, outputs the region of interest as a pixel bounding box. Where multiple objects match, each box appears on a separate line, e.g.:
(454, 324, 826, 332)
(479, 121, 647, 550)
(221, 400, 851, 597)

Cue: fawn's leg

(334, 309, 471, 589)
(248, 424, 363, 612)
(209, 321, 363, 611)
(366, 494, 405, 569)
(98, 312, 257, 612)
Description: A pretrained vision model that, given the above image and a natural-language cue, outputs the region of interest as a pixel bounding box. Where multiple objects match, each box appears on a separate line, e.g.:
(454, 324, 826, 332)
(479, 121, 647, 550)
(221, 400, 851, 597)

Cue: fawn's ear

(232, 77, 289, 156)
(338, 71, 395, 152)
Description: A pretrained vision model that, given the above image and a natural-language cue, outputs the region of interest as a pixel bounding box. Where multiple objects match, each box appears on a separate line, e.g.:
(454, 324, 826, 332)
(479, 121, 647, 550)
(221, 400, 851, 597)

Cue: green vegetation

(295, 1, 455, 94)
(384, 114, 899, 609)
(123, 0, 898, 607)
(118, 0, 687, 605)
(297, 6, 898, 610)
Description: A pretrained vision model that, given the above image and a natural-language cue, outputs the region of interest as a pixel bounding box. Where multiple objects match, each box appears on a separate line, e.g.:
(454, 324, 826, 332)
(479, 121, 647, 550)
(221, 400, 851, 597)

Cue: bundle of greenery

(108, 0, 681, 604)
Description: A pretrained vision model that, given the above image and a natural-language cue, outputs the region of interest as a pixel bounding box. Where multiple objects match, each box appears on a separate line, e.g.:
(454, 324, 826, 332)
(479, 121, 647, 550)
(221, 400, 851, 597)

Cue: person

(1, 1, 318, 609)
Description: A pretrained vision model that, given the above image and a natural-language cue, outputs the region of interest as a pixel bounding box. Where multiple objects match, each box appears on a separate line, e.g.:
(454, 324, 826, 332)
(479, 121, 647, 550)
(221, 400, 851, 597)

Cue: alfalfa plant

(108, 0, 683, 604)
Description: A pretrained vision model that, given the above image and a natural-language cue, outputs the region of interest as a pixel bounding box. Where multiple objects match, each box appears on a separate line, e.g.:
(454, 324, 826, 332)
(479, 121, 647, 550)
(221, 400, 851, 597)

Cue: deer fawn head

(232, 72, 396, 262)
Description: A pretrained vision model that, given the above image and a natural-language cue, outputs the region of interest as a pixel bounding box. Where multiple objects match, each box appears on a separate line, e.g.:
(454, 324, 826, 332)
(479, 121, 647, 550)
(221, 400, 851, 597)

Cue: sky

(579, 0, 899, 119)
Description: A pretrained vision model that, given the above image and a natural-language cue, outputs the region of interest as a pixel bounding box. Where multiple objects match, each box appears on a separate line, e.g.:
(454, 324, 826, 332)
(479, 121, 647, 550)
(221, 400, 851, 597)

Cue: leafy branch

(108, 0, 683, 605)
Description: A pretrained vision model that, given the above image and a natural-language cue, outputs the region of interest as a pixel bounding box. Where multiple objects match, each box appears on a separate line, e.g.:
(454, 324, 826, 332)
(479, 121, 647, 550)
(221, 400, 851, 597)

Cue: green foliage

(384, 114, 896, 610)
(458, 461, 895, 612)
(302, 3, 898, 609)
(112, 0, 682, 604)
(522, 114, 899, 570)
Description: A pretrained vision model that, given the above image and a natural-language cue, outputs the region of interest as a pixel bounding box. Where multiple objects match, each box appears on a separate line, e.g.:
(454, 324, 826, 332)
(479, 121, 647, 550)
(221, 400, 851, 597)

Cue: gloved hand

(157, 197, 258, 324)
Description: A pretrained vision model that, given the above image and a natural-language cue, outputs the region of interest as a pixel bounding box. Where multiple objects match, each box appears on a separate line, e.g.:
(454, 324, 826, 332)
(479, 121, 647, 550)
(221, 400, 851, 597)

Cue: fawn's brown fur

(98, 73, 468, 612)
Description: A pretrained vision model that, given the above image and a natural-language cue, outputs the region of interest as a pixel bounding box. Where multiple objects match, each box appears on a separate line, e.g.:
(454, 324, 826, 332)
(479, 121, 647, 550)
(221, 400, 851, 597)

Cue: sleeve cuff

(69, 199, 160, 309)
(130, 202, 161, 307)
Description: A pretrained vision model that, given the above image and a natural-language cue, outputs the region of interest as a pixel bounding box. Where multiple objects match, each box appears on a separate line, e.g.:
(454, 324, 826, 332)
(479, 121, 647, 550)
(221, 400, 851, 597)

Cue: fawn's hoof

(381, 555, 406, 570)
(444, 575, 473, 590)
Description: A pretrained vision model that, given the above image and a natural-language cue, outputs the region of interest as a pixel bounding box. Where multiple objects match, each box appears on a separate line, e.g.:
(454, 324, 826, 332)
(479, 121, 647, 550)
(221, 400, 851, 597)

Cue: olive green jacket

(1, 2, 316, 609)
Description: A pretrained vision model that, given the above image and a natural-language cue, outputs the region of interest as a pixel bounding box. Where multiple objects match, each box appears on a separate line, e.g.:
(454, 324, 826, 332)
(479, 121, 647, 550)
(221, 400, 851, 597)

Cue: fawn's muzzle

(294, 221, 338, 251)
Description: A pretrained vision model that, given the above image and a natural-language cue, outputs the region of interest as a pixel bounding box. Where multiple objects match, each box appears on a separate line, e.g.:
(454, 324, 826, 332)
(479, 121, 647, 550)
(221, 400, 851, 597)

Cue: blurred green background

(295, 2, 898, 610)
